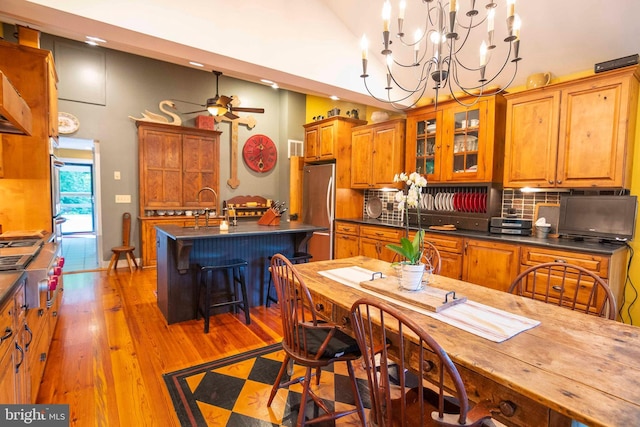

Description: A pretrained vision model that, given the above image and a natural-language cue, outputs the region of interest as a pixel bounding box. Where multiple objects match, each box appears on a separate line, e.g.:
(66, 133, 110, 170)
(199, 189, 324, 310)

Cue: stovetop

(0, 238, 43, 248)
(0, 238, 44, 271)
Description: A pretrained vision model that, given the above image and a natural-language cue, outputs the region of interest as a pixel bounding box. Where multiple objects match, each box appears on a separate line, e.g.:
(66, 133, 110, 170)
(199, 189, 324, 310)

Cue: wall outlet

(114, 171, 121, 180)
(115, 194, 131, 203)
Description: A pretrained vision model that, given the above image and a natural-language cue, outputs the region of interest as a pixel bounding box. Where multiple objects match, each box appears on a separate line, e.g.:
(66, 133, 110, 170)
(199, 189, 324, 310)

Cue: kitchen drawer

(407, 341, 548, 427)
(308, 290, 334, 323)
(360, 225, 403, 240)
(423, 232, 464, 254)
(520, 246, 609, 278)
(518, 270, 603, 311)
(335, 221, 359, 235)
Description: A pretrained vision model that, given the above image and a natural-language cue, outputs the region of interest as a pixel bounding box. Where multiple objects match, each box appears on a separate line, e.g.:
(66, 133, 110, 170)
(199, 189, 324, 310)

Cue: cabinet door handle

(556, 179, 562, 184)
(15, 342, 25, 373)
(548, 180, 554, 184)
(0, 327, 12, 343)
(24, 323, 33, 350)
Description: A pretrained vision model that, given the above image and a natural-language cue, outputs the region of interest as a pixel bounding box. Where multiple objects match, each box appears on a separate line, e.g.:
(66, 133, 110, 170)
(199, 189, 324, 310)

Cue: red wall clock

(243, 134, 277, 173)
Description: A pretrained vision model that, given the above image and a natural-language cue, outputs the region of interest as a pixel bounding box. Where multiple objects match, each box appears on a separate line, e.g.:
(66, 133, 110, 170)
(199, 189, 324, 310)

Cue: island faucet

(197, 186, 218, 228)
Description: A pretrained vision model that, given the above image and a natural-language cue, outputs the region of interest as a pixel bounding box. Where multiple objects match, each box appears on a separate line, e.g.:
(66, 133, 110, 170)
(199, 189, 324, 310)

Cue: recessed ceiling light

(330, 95, 340, 101)
(86, 36, 106, 43)
(260, 79, 274, 85)
(85, 41, 99, 46)
(189, 61, 204, 67)
(271, 83, 279, 89)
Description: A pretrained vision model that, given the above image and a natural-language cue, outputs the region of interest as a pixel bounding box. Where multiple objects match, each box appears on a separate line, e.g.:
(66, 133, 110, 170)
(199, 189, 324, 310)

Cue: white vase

(399, 263, 426, 291)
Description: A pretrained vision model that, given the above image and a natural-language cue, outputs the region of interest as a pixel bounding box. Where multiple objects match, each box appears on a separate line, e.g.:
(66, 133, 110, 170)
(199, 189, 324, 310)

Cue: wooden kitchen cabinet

(334, 221, 359, 259)
(0, 41, 57, 232)
(359, 225, 403, 262)
(504, 66, 640, 189)
(423, 232, 464, 280)
(0, 275, 28, 404)
(462, 239, 520, 292)
(138, 122, 221, 266)
(138, 122, 221, 212)
(303, 116, 366, 162)
(405, 94, 506, 183)
(351, 119, 405, 188)
(519, 245, 627, 318)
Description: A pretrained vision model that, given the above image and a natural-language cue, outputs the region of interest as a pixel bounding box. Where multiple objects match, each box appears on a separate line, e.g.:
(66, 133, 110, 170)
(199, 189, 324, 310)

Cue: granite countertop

(156, 221, 327, 240)
(0, 271, 26, 308)
(338, 218, 628, 255)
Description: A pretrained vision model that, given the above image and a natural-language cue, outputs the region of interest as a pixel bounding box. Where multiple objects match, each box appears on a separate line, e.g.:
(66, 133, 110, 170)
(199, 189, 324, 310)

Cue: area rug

(163, 343, 371, 426)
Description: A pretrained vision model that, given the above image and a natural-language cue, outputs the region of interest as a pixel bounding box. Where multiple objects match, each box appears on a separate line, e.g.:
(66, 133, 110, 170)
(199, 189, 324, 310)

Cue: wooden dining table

(291, 256, 640, 427)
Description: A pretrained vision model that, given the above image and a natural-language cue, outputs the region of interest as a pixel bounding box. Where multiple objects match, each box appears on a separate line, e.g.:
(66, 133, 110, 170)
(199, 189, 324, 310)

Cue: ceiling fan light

(207, 104, 226, 116)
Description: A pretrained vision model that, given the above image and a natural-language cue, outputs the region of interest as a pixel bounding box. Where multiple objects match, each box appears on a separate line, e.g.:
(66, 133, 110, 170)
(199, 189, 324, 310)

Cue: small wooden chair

(107, 212, 138, 273)
(350, 297, 493, 427)
(508, 262, 617, 320)
(267, 254, 365, 426)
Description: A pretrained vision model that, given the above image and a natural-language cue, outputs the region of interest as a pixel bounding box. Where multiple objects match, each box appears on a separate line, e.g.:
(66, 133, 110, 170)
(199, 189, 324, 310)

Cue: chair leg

(202, 271, 211, 334)
(346, 360, 366, 425)
(268, 354, 291, 407)
(297, 366, 314, 427)
(107, 253, 117, 274)
(130, 251, 139, 269)
(237, 266, 251, 325)
(125, 252, 135, 273)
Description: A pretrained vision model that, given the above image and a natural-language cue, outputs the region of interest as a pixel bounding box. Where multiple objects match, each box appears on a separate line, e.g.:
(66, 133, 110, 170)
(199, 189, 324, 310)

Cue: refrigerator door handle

(326, 176, 334, 223)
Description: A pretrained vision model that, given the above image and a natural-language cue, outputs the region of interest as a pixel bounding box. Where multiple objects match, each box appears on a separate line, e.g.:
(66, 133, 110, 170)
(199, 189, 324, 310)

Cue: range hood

(0, 70, 32, 136)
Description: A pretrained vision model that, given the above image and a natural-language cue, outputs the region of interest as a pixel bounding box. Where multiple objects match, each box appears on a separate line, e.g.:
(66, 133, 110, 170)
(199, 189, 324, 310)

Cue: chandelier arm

(387, 61, 432, 94)
(363, 77, 422, 107)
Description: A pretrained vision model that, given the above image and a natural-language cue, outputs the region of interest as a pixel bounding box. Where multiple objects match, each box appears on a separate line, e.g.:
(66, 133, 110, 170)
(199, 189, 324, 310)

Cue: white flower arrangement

(386, 172, 428, 265)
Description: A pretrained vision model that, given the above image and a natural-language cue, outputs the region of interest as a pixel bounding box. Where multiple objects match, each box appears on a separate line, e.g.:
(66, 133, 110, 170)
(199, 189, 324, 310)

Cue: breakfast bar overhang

(155, 221, 326, 324)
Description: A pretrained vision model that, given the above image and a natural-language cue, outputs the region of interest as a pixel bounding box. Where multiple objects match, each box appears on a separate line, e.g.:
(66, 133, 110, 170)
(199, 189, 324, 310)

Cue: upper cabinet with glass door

(406, 93, 506, 184)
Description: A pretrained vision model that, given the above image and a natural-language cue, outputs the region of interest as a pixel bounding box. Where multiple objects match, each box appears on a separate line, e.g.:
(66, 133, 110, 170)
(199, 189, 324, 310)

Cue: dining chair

(350, 297, 493, 427)
(508, 262, 617, 320)
(267, 253, 366, 426)
(107, 212, 138, 274)
(422, 240, 442, 275)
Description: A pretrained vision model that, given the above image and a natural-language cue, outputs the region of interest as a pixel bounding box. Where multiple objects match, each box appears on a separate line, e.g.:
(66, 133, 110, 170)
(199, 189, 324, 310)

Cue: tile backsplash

(501, 189, 562, 219)
(363, 190, 403, 224)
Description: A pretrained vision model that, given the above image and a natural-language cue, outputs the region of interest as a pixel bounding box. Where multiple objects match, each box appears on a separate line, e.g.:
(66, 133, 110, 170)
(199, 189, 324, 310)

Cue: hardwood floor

(36, 267, 283, 426)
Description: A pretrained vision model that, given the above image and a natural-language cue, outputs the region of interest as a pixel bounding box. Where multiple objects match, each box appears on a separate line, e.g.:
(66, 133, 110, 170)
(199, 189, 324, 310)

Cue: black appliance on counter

(490, 217, 533, 235)
(558, 195, 637, 242)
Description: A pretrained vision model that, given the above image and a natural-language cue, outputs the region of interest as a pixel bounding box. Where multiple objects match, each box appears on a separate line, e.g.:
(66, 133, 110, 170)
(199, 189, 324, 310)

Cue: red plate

(453, 193, 460, 211)
(472, 193, 479, 213)
(480, 193, 487, 213)
(462, 193, 469, 212)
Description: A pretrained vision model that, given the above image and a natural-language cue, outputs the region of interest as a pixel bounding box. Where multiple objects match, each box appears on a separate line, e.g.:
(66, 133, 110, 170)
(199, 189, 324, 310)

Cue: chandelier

(360, 0, 522, 109)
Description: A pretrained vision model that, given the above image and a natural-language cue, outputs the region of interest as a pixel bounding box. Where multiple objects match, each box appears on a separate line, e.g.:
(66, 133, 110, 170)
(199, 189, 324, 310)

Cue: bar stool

(265, 252, 312, 307)
(195, 259, 251, 333)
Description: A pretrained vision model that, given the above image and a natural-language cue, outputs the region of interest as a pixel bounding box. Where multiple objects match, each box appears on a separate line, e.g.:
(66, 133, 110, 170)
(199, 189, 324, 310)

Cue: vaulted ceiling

(2, 0, 640, 110)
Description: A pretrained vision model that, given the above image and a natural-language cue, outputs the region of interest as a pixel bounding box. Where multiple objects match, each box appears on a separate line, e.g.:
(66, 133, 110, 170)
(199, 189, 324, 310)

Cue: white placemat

(319, 266, 540, 343)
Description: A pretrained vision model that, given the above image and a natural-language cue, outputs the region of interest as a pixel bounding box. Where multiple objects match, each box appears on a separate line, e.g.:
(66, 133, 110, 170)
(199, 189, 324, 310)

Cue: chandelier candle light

(360, 0, 522, 109)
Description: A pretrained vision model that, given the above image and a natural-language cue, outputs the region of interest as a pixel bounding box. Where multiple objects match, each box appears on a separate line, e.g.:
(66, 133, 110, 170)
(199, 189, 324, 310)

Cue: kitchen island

(155, 221, 326, 324)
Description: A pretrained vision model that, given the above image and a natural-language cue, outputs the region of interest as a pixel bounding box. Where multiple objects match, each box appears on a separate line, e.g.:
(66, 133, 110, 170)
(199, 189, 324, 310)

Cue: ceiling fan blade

(218, 95, 233, 107)
(182, 108, 207, 114)
(231, 107, 265, 114)
(224, 111, 239, 120)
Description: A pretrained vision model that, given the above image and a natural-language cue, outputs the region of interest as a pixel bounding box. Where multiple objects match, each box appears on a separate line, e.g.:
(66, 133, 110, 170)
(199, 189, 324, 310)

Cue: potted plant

(386, 172, 428, 290)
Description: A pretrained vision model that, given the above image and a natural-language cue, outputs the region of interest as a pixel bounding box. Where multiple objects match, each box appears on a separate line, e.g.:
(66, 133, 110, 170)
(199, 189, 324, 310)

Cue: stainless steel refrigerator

(302, 163, 335, 261)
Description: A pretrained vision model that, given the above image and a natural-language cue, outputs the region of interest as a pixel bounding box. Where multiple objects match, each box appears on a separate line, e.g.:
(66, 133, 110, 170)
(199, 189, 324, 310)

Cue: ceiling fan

(181, 70, 265, 120)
